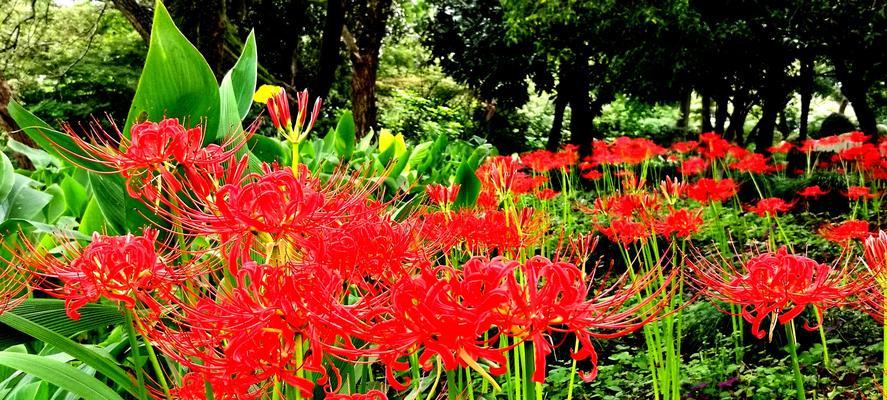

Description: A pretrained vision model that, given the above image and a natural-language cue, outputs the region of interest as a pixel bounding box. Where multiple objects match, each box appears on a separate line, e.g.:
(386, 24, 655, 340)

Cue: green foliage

(2, 1, 145, 124)
(597, 95, 682, 140)
(124, 0, 220, 138)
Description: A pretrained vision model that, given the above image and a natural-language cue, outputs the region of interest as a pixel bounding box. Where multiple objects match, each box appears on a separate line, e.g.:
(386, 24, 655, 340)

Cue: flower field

(0, 3, 886, 400)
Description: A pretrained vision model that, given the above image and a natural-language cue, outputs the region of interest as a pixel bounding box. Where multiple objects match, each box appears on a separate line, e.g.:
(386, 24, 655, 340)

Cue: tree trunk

(843, 84, 878, 137)
(546, 91, 568, 151)
(798, 53, 813, 141)
(567, 66, 592, 147)
(0, 74, 34, 169)
(343, 0, 394, 137)
(350, 52, 379, 137)
(167, 0, 228, 78)
(310, 0, 346, 100)
(714, 94, 728, 133)
(834, 60, 878, 136)
(677, 90, 691, 132)
(701, 92, 712, 132)
(110, 0, 153, 42)
(726, 95, 749, 145)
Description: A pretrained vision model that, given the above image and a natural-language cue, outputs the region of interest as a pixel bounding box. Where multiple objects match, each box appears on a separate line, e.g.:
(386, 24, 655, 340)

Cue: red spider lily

(293, 89, 323, 141)
(797, 185, 829, 198)
(593, 137, 666, 165)
(521, 148, 577, 173)
(659, 177, 687, 203)
(581, 169, 603, 180)
(22, 229, 180, 319)
(429, 209, 544, 254)
(309, 213, 430, 289)
(592, 193, 660, 219)
(655, 207, 703, 239)
(865, 231, 887, 281)
(596, 218, 650, 247)
(477, 156, 524, 194)
(820, 220, 871, 247)
(535, 188, 559, 200)
(729, 153, 773, 175)
(426, 183, 461, 206)
(511, 174, 548, 194)
(698, 132, 731, 159)
(147, 261, 359, 399)
(726, 145, 750, 160)
(326, 390, 388, 400)
(0, 261, 33, 315)
(670, 140, 699, 154)
(63, 119, 245, 202)
(510, 256, 676, 382)
(678, 156, 708, 175)
(689, 247, 869, 340)
(746, 198, 794, 217)
(173, 164, 331, 266)
(684, 178, 738, 203)
(769, 141, 794, 154)
(844, 185, 876, 200)
(370, 260, 513, 390)
(837, 143, 881, 170)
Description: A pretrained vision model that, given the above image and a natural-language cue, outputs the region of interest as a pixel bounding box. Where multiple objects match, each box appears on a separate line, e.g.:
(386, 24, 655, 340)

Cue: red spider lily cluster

(4, 114, 680, 400)
(689, 247, 873, 340)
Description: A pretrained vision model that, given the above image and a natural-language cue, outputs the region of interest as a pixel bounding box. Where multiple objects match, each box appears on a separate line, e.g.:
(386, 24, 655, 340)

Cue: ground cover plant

(0, 2, 886, 400)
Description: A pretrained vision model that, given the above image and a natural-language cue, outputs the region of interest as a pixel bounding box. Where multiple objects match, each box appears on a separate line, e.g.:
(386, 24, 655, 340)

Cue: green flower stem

(785, 322, 806, 400)
(123, 311, 149, 400)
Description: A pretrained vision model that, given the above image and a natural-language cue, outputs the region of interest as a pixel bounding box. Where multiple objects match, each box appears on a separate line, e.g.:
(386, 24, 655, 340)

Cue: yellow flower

(253, 85, 283, 104)
(379, 129, 407, 158)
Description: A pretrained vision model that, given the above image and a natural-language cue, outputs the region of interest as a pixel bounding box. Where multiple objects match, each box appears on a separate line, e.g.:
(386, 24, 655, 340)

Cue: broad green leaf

(335, 111, 356, 160)
(0, 352, 124, 400)
(0, 152, 13, 201)
(6, 140, 61, 171)
(44, 184, 66, 223)
(78, 198, 111, 235)
(0, 309, 135, 397)
(1, 175, 52, 222)
(9, 381, 48, 400)
(6, 101, 110, 173)
(228, 31, 258, 120)
(124, 0, 220, 139)
(453, 160, 481, 208)
(248, 135, 289, 165)
(0, 219, 89, 243)
(60, 176, 87, 217)
(87, 173, 157, 234)
(217, 72, 244, 141)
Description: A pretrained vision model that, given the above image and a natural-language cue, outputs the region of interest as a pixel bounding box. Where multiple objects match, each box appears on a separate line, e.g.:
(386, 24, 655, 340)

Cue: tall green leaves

(123, 0, 220, 139)
(0, 353, 124, 400)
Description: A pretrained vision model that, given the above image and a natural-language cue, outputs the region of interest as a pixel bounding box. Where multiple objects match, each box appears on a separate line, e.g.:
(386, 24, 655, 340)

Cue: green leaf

(217, 72, 244, 141)
(43, 184, 66, 223)
(0, 308, 134, 397)
(60, 176, 87, 217)
(79, 199, 110, 235)
(1, 175, 52, 222)
(6, 101, 111, 173)
(87, 173, 156, 234)
(0, 152, 13, 201)
(248, 135, 289, 165)
(453, 160, 481, 208)
(6, 140, 61, 171)
(0, 352, 124, 400)
(123, 0, 220, 139)
(335, 111, 356, 160)
(228, 31, 258, 120)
